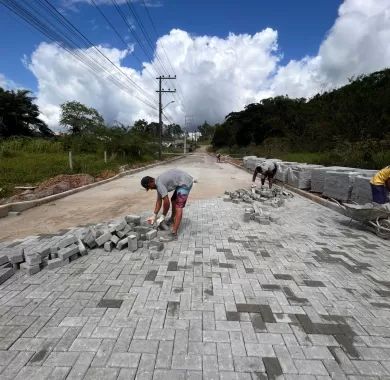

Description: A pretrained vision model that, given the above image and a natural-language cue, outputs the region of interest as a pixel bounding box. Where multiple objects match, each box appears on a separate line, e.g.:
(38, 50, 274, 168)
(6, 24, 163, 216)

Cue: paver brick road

(1, 191, 390, 379)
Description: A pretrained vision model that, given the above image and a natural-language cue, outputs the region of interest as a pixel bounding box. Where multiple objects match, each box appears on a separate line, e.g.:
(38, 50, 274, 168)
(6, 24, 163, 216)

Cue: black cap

(141, 176, 154, 190)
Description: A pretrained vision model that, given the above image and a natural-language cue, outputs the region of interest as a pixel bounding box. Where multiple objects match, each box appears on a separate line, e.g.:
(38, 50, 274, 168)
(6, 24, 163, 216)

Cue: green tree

(164, 123, 183, 139)
(59, 101, 105, 135)
(0, 87, 52, 137)
(197, 121, 215, 141)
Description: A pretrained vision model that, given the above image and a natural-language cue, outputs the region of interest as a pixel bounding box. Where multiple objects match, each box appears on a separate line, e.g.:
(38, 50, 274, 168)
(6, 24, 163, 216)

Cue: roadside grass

(0, 151, 137, 198)
(0, 138, 168, 199)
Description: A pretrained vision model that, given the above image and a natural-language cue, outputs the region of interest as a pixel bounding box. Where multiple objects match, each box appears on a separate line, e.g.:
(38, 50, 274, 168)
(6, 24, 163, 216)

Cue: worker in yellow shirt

(370, 166, 390, 204)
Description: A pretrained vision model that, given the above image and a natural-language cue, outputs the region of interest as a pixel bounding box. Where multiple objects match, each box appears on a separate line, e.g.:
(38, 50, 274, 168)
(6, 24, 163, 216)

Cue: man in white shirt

(141, 169, 193, 241)
(252, 160, 278, 189)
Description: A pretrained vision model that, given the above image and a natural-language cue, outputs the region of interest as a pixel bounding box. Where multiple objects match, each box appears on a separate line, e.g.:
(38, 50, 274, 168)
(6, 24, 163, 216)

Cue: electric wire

(90, 0, 158, 82)
(0, 0, 158, 111)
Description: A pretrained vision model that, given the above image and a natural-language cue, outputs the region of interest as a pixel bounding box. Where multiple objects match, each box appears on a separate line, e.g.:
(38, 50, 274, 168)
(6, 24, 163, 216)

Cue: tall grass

(0, 137, 63, 154)
(0, 137, 161, 199)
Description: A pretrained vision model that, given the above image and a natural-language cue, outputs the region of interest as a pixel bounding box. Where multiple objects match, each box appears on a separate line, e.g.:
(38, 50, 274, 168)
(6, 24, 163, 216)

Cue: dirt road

(0, 153, 250, 241)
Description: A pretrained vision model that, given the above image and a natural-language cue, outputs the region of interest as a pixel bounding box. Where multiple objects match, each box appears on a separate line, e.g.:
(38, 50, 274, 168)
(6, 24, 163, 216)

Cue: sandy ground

(0, 153, 251, 241)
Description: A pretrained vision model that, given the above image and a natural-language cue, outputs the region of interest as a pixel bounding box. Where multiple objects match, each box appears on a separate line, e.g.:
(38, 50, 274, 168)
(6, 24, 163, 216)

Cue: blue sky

(0, 0, 341, 92)
(1, 0, 388, 129)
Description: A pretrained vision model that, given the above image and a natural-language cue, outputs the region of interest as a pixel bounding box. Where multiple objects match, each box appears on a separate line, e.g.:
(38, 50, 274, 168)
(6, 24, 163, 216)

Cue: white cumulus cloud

(24, 0, 390, 130)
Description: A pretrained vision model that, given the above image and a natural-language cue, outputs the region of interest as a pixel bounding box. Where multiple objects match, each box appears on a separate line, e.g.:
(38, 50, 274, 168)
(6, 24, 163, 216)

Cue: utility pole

(184, 115, 195, 154)
(156, 75, 176, 160)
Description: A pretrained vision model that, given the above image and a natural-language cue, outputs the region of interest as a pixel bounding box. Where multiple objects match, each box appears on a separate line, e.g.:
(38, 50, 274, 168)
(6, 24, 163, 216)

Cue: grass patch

(0, 137, 179, 199)
(0, 150, 161, 199)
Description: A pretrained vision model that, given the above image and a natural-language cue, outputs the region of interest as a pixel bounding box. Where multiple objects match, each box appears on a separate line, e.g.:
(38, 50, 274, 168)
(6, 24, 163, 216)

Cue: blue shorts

(371, 183, 389, 204)
(171, 185, 192, 208)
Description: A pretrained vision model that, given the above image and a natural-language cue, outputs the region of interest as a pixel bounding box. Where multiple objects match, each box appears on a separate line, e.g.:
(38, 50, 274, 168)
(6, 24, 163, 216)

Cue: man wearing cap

(141, 169, 193, 241)
(252, 160, 278, 189)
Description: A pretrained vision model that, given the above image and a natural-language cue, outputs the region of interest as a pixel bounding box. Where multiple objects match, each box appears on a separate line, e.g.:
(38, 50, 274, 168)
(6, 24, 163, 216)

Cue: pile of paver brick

(0, 213, 164, 283)
(243, 156, 380, 204)
(224, 186, 293, 225)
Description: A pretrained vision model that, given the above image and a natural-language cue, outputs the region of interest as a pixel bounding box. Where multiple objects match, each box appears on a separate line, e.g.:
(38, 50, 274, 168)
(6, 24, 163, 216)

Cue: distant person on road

(252, 160, 278, 189)
(217, 153, 221, 163)
(141, 169, 193, 241)
(370, 166, 390, 204)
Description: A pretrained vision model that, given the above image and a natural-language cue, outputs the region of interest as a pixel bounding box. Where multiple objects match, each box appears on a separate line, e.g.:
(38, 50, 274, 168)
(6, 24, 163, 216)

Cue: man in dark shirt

(141, 169, 193, 241)
(252, 160, 278, 189)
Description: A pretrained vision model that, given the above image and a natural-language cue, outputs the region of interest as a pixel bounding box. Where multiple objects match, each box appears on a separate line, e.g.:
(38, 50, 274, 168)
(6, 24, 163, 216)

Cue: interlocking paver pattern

(1, 193, 390, 379)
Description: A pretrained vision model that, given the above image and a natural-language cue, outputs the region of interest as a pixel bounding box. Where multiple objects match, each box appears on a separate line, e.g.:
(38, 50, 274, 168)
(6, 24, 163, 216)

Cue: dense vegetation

(211, 68, 390, 168)
(0, 93, 184, 198)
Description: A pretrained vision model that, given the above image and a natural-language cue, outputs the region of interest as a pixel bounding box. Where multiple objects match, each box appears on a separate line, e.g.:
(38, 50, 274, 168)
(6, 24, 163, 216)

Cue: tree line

(0, 89, 184, 157)
(211, 68, 390, 154)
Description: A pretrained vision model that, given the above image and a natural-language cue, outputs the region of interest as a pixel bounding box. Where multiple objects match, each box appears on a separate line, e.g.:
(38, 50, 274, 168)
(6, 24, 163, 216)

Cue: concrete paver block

(7, 248, 24, 264)
(24, 252, 41, 266)
(95, 232, 113, 247)
(110, 235, 120, 245)
(146, 230, 157, 240)
(82, 229, 98, 249)
(58, 244, 79, 260)
(77, 239, 87, 256)
(48, 258, 69, 270)
(117, 225, 131, 238)
(0, 253, 9, 265)
(104, 241, 114, 252)
(116, 238, 128, 250)
(20, 262, 40, 275)
(58, 235, 78, 249)
(128, 235, 138, 252)
(112, 220, 128, 232)
(125, 214, 141, 225)
(0, 267, 14, 284)
(69, 253, 79, 262)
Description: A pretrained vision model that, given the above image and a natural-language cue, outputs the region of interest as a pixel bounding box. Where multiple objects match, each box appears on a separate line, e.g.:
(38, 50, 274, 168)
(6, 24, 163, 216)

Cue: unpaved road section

(0, 153, 250, 241)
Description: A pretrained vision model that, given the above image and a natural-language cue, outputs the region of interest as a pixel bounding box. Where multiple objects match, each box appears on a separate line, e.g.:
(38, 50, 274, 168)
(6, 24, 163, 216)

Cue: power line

(125, 0, 170, 76)
(140, 0, 187, 112)
(0, 0, 158, 111)
(90, 0, 158, 82)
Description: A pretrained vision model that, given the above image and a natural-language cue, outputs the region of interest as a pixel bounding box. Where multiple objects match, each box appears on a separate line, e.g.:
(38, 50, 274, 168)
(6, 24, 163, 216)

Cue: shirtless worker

(252, 160, 278, 189)
(370, 165, 390, 204)
(141, 169, 193, 241)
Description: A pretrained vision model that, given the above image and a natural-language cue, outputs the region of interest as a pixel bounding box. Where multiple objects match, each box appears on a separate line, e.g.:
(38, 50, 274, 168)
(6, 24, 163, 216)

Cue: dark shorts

(371, 183, 389, 204)
(171, 185, 192, 208)
(262, 167, 277, 179)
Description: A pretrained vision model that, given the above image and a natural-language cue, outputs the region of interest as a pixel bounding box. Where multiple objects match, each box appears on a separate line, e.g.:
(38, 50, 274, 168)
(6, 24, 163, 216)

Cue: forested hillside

(212, 69, 390, 167)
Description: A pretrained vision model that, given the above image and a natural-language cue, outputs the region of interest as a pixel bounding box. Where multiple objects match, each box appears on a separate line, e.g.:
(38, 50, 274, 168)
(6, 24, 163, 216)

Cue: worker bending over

(141, 169, 193, 241)
(252, 160, 278, 189)
(370, 166, 390, 204)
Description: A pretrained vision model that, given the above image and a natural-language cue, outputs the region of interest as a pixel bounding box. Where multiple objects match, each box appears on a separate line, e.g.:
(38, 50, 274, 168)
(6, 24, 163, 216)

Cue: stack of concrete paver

(244, 157, 382, 205)
(0, 252, 15, 285)
(287, 164, 323, 189)
(323, 171, 360, 202)
(351, 170, 376, 204)
(274, 162, 301, 183)
(242, 156, 266, 171)
(0, 213, 164, 278)
(311, 166, 355, 193)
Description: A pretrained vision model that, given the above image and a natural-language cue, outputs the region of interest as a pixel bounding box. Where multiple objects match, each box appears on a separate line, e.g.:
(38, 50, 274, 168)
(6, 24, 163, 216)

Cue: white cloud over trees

(19, 0, 390, 130)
